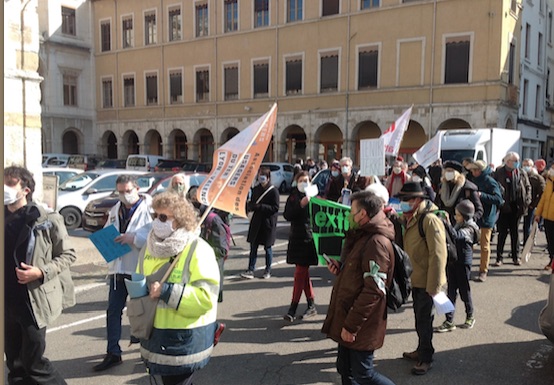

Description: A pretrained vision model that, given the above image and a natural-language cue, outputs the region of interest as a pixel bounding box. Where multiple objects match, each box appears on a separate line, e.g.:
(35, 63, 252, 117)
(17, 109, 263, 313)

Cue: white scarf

(146, 228, 194, 258)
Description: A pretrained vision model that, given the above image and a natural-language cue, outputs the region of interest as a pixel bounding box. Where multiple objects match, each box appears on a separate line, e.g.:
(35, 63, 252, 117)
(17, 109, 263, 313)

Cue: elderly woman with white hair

(169, 173, 190, 199)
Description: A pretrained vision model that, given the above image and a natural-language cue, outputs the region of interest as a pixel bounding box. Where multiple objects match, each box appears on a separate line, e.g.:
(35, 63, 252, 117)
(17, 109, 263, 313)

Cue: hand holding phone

(323, 253, 332, 264)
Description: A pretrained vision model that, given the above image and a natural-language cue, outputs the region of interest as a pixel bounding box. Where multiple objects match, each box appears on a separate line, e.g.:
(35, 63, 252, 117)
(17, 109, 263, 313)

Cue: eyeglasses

(153, 213, 171, 222)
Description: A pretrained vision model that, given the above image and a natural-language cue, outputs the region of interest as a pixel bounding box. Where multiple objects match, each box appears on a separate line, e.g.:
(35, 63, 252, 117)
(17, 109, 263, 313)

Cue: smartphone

(323, 253, 332, 264)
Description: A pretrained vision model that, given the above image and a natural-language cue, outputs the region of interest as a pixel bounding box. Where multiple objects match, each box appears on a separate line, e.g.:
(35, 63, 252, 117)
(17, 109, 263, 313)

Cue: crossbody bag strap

(137, 246, 147, 275)
(159, 239, 198, 285)
(255, 185, 275, 204)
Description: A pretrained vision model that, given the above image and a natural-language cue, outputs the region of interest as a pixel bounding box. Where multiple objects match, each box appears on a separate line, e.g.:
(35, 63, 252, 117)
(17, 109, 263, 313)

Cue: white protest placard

(412, 131, 445, 168)
(360, 137, 386, 177)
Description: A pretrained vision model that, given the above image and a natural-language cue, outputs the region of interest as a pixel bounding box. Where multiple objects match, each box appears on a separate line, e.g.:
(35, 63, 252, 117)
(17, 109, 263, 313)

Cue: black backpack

(418, 210, 458, 264)
(387, 241, 413, 311)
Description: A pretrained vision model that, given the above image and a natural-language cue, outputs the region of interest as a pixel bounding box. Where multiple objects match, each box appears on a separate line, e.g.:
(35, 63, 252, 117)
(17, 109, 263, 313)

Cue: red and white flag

(197, 104, 277, 218)
(381, 106, 413, 157)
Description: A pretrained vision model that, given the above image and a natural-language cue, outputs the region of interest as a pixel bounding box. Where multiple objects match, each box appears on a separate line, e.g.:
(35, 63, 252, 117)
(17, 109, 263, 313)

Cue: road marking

(47, 313, 105, 333)
(75, 282, 105, 293)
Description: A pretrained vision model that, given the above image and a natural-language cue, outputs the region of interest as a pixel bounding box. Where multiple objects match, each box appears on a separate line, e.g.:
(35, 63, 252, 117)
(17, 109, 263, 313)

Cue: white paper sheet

(433, 292, 455, 316)
(306, 183, 319, 198)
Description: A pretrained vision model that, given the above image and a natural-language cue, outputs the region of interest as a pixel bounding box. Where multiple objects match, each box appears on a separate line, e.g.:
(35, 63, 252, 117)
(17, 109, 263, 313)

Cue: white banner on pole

(381, 106, 413, 157)
(412, 131, 445, 168)
(360, 137, 386, 176)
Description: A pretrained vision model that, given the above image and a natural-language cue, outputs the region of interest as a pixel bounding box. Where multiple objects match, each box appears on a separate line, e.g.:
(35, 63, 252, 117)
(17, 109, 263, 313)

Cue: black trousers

(412, 288, 435, 363)
(5, 311, 67, 385)
(446, 263, 473, 322)
(161, 373, 194, 385)
(496, 210, 521, 262)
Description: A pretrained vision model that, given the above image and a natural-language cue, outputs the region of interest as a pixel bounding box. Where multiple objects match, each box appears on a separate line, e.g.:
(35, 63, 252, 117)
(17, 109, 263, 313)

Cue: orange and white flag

(197, 104, 277, 218)
(381, 106, 413, 157)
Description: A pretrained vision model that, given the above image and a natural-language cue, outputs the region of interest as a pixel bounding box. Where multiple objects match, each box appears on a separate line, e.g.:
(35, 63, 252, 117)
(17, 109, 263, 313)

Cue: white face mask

(341, 166, 351, 174)
(4, 185, 21, 205)
(411, 176, 421, 183)
(152, 218, 174, 239)
(393, 167, 402, 174)
(298, 182, 310, 194)
(445, 171, 456, 181)
(120, 191, 139, 206)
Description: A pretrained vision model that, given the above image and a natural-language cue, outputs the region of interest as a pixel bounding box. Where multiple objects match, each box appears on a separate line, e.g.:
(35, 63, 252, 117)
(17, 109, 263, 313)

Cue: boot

(301, 298, 317, 319)
(283, 302, 298, 322)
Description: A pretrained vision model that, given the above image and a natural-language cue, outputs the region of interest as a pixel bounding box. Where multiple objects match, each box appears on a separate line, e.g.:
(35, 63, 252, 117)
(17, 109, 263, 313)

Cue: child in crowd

(437, 200, 480, 332)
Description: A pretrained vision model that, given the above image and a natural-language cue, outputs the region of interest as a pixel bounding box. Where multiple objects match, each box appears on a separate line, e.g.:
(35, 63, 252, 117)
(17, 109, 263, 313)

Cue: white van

(42, 153, 70, 167)
(126, 154, 166, 171)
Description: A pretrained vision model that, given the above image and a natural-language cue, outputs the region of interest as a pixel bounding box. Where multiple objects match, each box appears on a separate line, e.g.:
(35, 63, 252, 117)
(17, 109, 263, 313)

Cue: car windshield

(59, 172, 99, 191)
(441, 150, 475, 164)
(182, 162, 199, 172)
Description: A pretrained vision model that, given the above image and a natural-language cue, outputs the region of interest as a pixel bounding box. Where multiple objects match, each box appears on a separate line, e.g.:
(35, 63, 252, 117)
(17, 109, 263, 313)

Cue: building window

(508, 42, 516, 84)
(253, 62, 269, 98)
(122, 16, 134, 48)
(169, 7, 181, 41)
(145, 11, 157, 45)
(320, 53, 339, 92)
(100, 21, 111, 52)
(525, 23, 531, 59)
(146, 74, 158, 105)
(523, 79, 528, 115)
(511, 0, 517, 12)
(444, 37, 470, 84)
(322, 0, 339, 17)
(124, 76, 135, 107)
(63, 74, 77, 106)
(549, 11, 553, 44)
(538, 32, 544, 66)
(547, 69, 551, 106)
(224, 0, 238, 32)
(102, 79, 113, 108)
(62, 7, 76, 36)
(254, 0, 269, 28)
(286, 59, 302, 95)
(536, 85, 542, 118)
(224, 66, 239, 100)
(287, 0, 302, 22)
(196, 69, 210, 102)
(361, 0, 379, 9)
(196, 3, 209, 37)
(358, 49, 378, 89)
(170, 71, 183, 104)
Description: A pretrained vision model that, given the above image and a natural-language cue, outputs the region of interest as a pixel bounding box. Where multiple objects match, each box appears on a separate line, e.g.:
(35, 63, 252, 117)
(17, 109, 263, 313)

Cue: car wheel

(279, 181, 288, 194)
(60, 207, 82, 230)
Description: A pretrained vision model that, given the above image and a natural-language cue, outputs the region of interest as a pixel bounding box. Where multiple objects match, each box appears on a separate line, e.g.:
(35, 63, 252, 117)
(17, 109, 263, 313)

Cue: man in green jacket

(4, 165, 76, 385)
(397, 181, 447, 375)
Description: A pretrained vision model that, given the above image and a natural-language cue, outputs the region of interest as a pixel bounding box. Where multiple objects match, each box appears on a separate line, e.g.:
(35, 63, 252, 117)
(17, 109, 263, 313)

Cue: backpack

(418, 210, 458, 264)
(387, 241, 413, 311)
(204, 211, 232, 261)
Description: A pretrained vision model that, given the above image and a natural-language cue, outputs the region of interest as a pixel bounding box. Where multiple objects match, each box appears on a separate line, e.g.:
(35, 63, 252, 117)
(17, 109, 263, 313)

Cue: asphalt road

(36, 197, 554, 384)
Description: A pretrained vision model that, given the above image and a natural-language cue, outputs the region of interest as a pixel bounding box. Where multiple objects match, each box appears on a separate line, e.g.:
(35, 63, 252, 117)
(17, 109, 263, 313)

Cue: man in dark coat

(241, 167, 280, 279)
(322, 191, 396, 385)
(467, 160, 504, 282)
(493, 152, 532, 265)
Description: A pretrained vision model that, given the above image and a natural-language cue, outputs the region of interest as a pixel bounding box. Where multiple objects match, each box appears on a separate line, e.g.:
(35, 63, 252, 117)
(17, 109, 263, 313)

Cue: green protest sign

(309, 197, 351, 265)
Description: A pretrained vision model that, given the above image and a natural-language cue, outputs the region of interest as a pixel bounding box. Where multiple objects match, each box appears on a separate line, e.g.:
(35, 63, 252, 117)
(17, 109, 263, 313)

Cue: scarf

(146, 228, 194, 258)
(440, 180, 464, 208)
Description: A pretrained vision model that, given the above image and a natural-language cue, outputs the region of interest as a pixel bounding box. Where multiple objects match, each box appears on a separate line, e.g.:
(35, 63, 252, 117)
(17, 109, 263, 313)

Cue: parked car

(154, 159, 190, 172)
(56, 169, 146, 230)
(42, 167, 83, 185)
(82, 172, 208, 232)
(312, 169, 331, 196)
(42, 153, 70, 167)
(96, 159, 127, 169)
(181, 161, 213, 173)
(260, 162, 295, 193)
(126, 154, 166, 171)
(67, 154, 104, 171)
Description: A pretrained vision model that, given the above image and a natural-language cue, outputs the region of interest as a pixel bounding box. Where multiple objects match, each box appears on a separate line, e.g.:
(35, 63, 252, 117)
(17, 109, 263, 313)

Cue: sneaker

(513, 258, 521, 266)
(240, 270, 254, 279)
(214, 323, 226, 346)
(402, 351, 419, 361)
(436, 320, 456, 333)
(283, 313, 295, 322)
(300, 306, 317, 319)
(412, 361, 432, 375)
(494, 260, 503, 267)
(262, 271, 271, 279)
(475, 272, 487, 282)
(461, 317, 475, 329)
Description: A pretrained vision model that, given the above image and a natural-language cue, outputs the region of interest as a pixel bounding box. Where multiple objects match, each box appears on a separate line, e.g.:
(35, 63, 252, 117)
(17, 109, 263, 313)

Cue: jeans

(5, 311, 67, 385)
(336, 345, 396, 385)
(248, 243, 273, 273)
(479, 228, 493, 273)
(412, 288, 435, 363)
(107, 274, 131, 355)
(523, 208, 536, 244)
(445, 264, 473, 322)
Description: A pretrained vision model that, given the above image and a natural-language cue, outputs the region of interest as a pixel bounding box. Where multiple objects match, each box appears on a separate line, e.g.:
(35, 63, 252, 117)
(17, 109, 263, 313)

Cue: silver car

(260, 162, 295, 193)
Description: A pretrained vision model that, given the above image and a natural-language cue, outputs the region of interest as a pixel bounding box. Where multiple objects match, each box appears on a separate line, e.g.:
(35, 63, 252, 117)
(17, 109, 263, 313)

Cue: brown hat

(395, 181, 429, 201)
(467, 160, 487, 172)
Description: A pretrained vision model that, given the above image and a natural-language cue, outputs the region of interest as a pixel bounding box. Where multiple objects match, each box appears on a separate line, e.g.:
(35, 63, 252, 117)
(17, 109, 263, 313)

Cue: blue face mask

(400, 201, 413, 213)
(513, 162, 520, 169)
(331, 170, 340, 178)
(258, 175, 268, 184)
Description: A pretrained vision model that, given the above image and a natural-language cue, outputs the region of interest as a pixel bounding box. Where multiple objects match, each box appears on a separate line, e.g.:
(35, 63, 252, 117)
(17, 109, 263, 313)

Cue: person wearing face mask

(411, 165, 436, 202)
(492, 152, 532, 266)
(386, 160, 409, 198)
(282, 172, 319, 322)
(241, 167, 280, 279)
(170, 173, 190, 199)
(4, 166, 76, 385)
(137, 191, 224, 384)
(323, 161, 343, 201)
(395, 182, 447, 375)
(322, 191, 396, 384)
(534, 165, 554, 270)
(93, 175, 153, 372)
(522, 159, 545, 246)
(434, 160, 483, 227)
